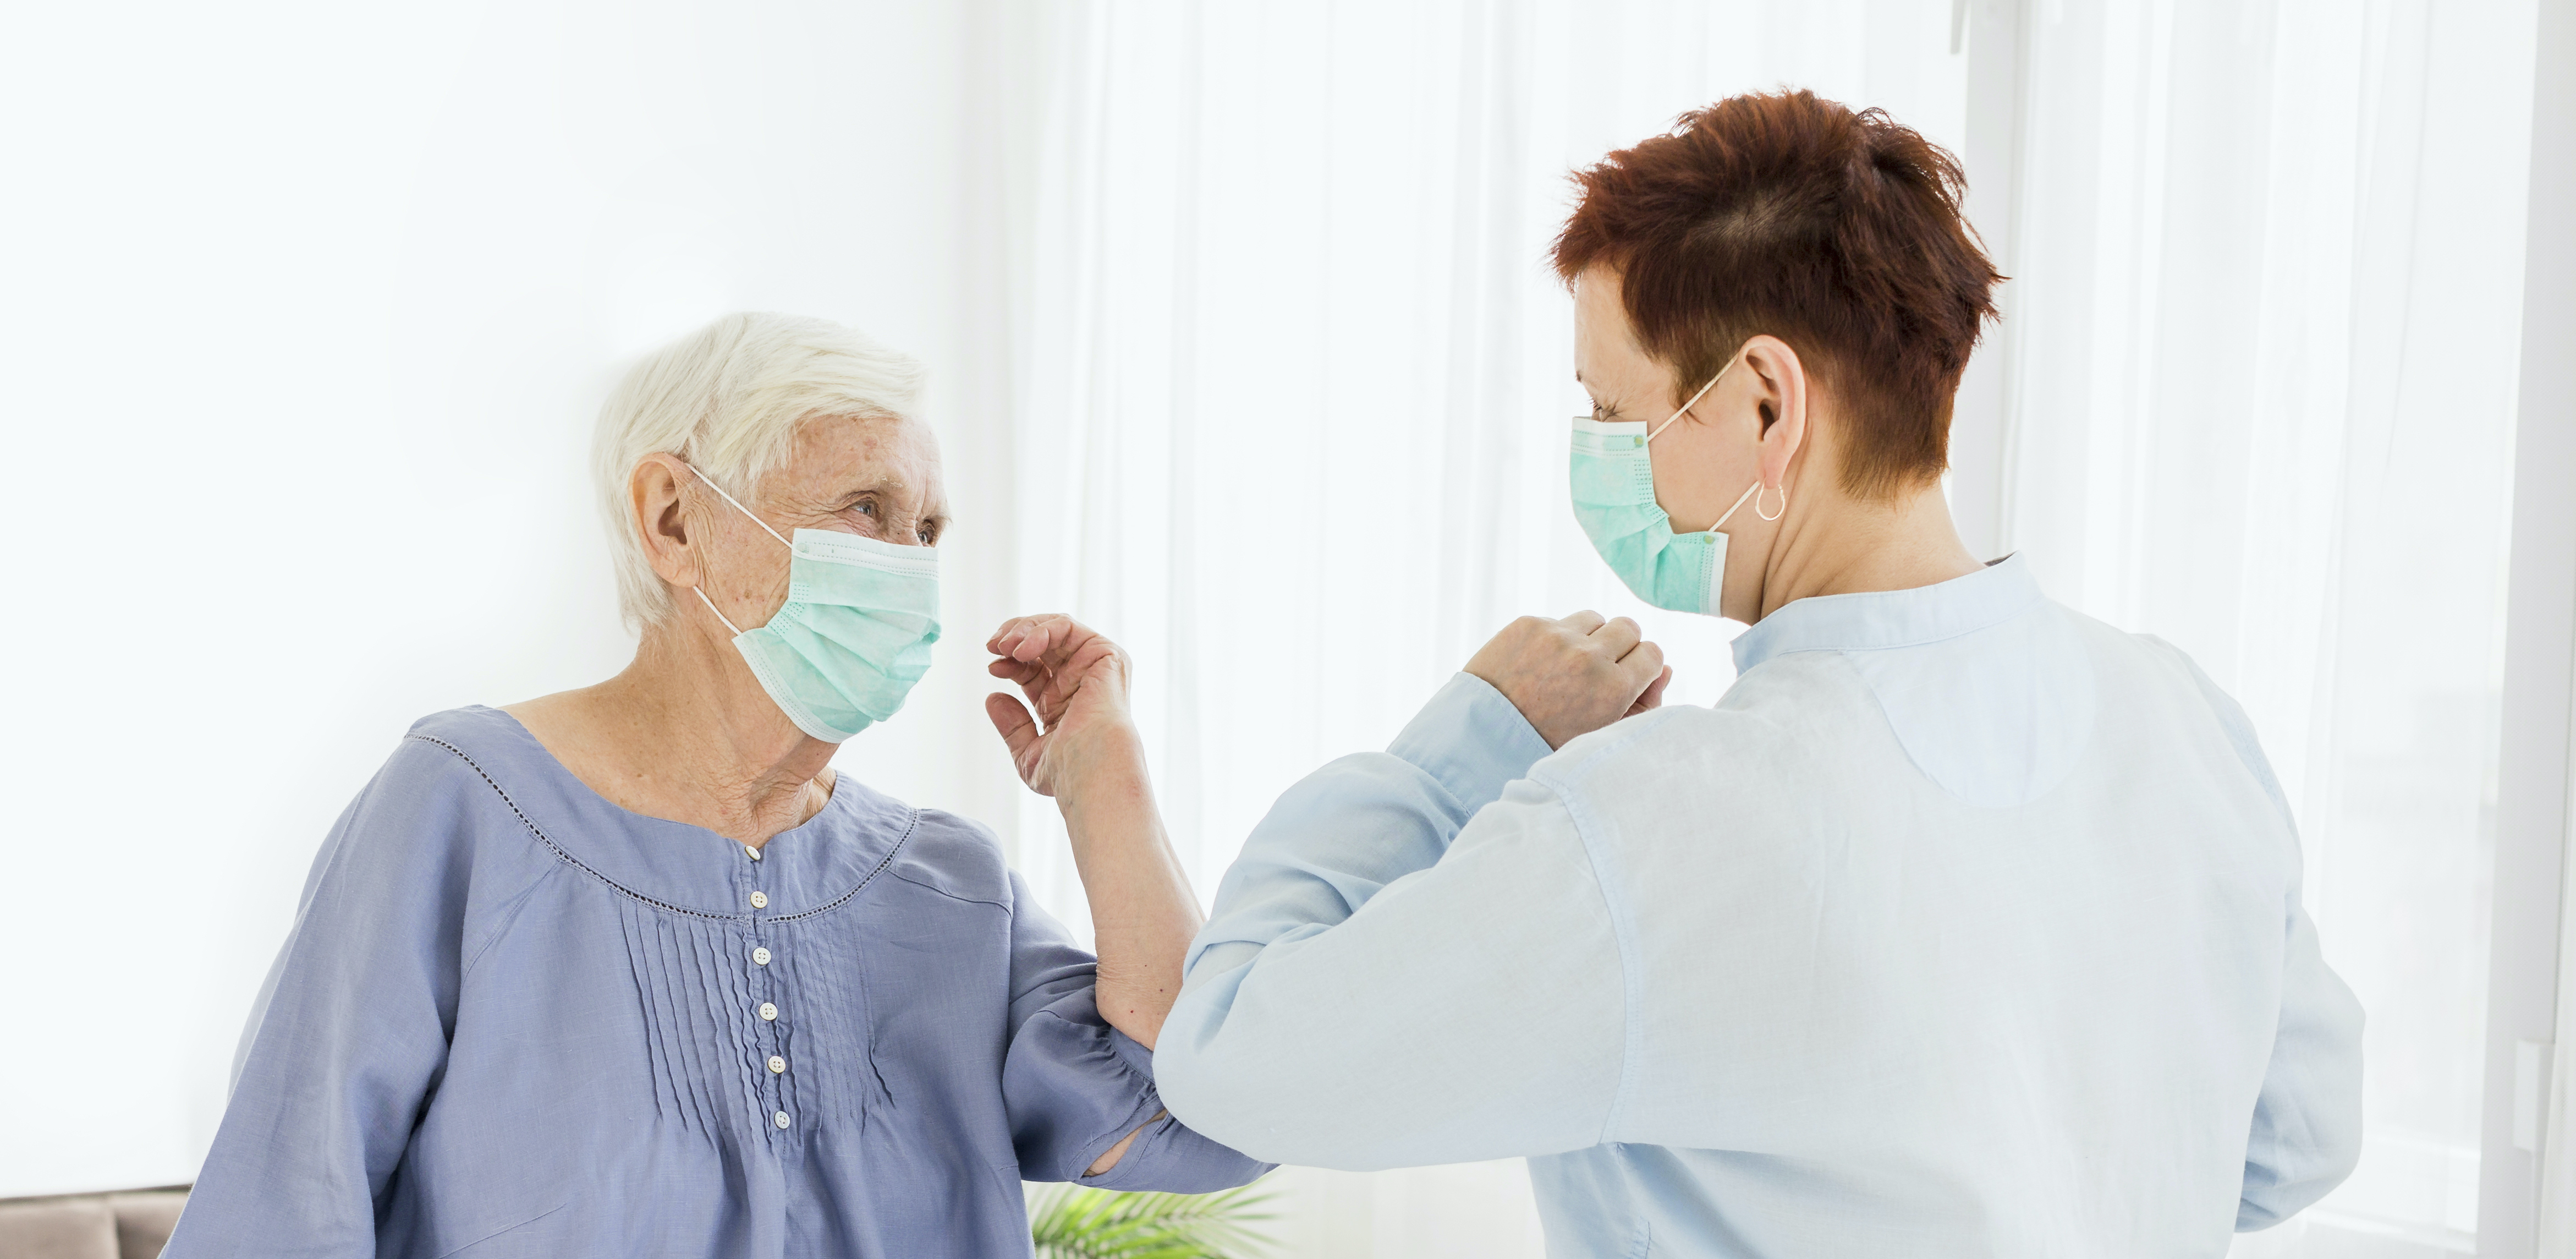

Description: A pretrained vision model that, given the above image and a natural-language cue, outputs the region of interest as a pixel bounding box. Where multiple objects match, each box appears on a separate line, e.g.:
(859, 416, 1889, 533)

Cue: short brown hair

(1553, 90, 2001, 499)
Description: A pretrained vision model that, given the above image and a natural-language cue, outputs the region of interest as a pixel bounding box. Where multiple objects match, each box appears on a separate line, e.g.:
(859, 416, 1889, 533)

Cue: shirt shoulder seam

(885, 860, 1010, 912)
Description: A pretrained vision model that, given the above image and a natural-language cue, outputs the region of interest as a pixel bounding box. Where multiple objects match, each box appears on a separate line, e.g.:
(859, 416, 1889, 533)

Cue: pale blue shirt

(1154, 556, 2364, 1257)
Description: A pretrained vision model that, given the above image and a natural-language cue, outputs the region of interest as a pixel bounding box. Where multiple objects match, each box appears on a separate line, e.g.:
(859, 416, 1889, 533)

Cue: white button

(768, 1055, 786, 1075)
(745, 845, 762, 861)
(752, 946, 772, 966)
(758, 1001, 778, 1021)
(774, 1110, 791, 1129)
(749, 891, 769, 909)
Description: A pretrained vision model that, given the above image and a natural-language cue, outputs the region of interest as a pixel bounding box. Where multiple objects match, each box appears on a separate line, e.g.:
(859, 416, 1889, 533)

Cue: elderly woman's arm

(984, 614, 1269, 1182)
(998, 867, 1271, 1189)
(1050, 729, 1199, 1048)
(985, 616, 1203, 1049)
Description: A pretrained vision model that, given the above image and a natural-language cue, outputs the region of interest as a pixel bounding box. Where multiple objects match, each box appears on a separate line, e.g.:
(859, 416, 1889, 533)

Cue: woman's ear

(630, 455, 700, 590)
(1739, 335, 1808, 491)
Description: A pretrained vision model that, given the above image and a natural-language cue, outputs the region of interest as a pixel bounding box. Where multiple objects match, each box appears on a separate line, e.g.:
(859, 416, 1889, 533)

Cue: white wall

(0, 0, 1022, 1197)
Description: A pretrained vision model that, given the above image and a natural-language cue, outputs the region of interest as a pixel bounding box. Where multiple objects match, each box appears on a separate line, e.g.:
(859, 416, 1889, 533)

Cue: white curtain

(999, 1, 2540, 1255)
(1991, 2, 2537, 1254)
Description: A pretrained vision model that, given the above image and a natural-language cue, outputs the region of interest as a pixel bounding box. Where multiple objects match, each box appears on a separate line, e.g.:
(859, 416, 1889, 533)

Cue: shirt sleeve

(2171, 651, 2367, 1229)
(1152, 673, 1628, 1171)
(998, 871, 1272, 1191)
(165, 740, 490, 1259)
(2238, 887, 2367, 1229)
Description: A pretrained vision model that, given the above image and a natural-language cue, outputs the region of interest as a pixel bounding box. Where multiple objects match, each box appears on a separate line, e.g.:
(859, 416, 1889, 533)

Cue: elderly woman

(162, 313, 1265, 1258)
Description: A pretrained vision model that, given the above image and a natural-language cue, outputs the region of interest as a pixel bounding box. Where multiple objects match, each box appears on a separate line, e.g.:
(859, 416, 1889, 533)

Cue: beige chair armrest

(108, 1191, 188, 1259)
(0, 1187, 189, 1259)
(0, 1196, 118, 1259)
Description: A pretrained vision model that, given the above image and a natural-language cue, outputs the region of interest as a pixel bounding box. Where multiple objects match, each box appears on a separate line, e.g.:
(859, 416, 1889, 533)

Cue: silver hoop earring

(1755, 484, 1788, 522)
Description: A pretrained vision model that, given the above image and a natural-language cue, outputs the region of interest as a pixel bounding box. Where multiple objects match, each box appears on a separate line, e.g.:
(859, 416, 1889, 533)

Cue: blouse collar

(407, 705, 915, 920)
(1728, 553, 2045, 675)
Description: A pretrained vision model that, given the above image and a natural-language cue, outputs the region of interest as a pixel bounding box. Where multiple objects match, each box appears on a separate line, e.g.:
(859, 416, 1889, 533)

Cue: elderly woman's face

(761, 412, 947, 548)
(694, 412, 947, 626)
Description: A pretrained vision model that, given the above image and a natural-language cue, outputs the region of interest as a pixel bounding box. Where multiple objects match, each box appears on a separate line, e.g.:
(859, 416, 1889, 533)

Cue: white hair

(595, 311, 926, 630)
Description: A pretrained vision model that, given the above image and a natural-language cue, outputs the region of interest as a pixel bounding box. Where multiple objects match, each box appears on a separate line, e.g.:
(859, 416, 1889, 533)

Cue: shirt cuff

(1385, 672, 1553, 814)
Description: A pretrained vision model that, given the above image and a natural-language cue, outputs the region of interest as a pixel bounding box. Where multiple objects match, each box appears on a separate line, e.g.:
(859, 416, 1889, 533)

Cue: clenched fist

(1465, 612, 1672, 749)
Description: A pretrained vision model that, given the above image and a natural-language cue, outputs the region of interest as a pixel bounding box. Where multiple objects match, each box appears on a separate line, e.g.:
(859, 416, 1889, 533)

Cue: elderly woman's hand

(985, 614, 1146, 800)
(1465, 611, 1672, 749)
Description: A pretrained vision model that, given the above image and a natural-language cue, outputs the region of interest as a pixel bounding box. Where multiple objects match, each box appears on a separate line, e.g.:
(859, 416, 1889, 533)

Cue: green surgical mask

(685, 465, 941, 743)
(1568, 350, 1779, 617)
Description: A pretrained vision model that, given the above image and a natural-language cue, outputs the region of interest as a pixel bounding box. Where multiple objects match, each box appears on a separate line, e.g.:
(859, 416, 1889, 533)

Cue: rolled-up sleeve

(1153, 673, 1626, 1170)
(999, 871, 1271, 1190)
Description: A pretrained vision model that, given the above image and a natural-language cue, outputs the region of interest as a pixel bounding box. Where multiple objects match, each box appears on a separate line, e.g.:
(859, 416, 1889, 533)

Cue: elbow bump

(1146, 1045, 1223, 1135)
(1150, 1050, 1280, 1162)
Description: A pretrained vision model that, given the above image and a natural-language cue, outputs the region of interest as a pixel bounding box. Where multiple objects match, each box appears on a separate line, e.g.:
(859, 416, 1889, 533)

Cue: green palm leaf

(1028, 1182, 1277, 1259)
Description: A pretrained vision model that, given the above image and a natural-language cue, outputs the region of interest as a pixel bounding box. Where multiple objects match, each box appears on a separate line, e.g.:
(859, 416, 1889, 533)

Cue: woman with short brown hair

(1129, 91, 2365, 1256)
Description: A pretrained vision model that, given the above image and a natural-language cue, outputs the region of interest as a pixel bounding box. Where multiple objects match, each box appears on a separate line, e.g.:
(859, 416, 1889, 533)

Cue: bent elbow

(1150, 1036, 1270, 1159)
(1154, 1032, 1377, 1170)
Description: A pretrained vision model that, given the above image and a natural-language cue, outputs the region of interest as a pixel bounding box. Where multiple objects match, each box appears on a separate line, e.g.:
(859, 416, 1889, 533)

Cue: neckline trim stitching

(409, 732, 910, 923)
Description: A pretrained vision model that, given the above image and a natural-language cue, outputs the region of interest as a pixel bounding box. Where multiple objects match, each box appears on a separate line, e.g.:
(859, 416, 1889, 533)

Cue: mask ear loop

(682, 462, 794, 548)
(1710, 480, 1765, 533)
(1645, 352, 1740, 444)
(1652, 352, 1773, 538)
(693, 586, 745, 637)
(676, 460, 787, 637)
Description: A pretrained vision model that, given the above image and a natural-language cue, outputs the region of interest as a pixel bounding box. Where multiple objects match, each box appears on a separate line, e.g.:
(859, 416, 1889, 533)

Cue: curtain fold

(1993, 3, 2537, 1253)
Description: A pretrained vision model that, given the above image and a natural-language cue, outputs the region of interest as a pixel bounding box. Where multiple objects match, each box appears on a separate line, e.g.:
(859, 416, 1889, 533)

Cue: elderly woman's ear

(628, 454, 704, 592)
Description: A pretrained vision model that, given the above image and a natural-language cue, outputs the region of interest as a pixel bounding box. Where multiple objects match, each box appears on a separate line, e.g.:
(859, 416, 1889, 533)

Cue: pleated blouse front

(164, 705, 1264, 1259)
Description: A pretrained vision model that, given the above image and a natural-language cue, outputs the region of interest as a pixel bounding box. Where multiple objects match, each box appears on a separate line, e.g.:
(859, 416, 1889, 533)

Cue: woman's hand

(985, 614, 1201, 1055)
(985, 614, 1145, 798)
(1465, 612, 1672, 749)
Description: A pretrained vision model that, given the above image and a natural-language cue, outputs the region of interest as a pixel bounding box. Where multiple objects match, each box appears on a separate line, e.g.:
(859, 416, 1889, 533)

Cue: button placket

(743, 842, 789, 1134)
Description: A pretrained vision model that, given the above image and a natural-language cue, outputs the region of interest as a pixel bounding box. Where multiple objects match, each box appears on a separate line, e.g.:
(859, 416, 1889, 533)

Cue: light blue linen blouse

(163, 705, 1266, 1259)
(1155, 556, 2365, 1257)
